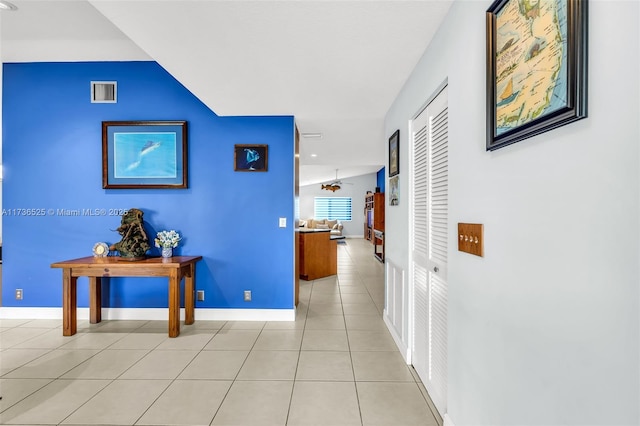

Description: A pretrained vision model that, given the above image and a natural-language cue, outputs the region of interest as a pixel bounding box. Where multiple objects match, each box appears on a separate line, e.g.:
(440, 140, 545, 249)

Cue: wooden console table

(51, 255, 202, 337)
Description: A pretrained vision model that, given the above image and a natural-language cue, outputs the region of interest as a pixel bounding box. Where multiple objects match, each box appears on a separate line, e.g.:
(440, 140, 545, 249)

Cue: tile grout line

(130, 323, 224, 426)
(55, 328, 140, 426)
(283, 274, 312, 426)
(208, 320, 268, 425)
(0, 321, 113, 417)
(340, 241, 367, 426)
(54, 321, 165, 425)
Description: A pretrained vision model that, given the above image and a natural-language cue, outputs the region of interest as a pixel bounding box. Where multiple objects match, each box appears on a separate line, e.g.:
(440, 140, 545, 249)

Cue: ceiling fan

(321, 169, 351, 192)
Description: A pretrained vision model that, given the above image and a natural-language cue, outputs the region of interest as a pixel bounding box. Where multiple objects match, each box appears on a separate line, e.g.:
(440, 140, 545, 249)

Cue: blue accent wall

(3, 61, 295, 310)
(376, 167, 385, 193)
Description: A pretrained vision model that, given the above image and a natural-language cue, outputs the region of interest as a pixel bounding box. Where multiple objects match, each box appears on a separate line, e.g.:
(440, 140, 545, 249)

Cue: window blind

(314, 197, 352, 221)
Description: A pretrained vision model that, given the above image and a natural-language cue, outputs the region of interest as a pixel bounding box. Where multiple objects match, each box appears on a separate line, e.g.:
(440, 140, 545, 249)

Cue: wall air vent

(91, 81, 117, 103)
(301, 133, 323, 139)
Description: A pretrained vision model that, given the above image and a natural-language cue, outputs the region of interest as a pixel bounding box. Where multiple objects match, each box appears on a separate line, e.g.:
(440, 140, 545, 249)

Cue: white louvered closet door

(411, 85, 448, 417)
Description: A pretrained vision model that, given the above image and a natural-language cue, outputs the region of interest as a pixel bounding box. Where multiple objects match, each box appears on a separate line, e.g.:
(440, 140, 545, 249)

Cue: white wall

(385, 1, 639, 425)
(299, 172, 378, 237)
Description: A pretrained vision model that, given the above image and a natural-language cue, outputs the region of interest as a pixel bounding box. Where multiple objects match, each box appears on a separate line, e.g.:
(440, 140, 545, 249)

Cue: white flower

(154, 230, 181, 249)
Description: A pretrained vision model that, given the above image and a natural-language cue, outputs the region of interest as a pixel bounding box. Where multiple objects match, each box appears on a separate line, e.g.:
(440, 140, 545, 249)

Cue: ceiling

(1, 0, 452, 186)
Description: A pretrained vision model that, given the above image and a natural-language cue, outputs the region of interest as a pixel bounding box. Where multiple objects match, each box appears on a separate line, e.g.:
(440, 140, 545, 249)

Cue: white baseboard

(0, 307, 63, 319)
(383, 308, 411, 362)
(0, 307, 296, 322)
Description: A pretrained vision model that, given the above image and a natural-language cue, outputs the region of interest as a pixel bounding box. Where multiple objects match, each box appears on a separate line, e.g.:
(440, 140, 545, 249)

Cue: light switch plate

(458, 223, 484, 257)
(279, 217, 286, 228)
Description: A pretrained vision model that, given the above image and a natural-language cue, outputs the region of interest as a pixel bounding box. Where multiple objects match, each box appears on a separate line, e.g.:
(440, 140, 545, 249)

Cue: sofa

(299, 218, 343, 236)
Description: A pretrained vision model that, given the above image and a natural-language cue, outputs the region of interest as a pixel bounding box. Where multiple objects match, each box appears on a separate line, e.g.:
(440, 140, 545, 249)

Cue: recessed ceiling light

(310, 154, 317, 157)
(0, 1, 18, 11)
(301, 133, 323, 139)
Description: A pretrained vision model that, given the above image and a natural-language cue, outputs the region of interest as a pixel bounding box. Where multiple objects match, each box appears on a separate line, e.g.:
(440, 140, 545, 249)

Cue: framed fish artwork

(234, 144, 268, 172)
(486, 0, 587, 151)
(102, 121, 188, 189)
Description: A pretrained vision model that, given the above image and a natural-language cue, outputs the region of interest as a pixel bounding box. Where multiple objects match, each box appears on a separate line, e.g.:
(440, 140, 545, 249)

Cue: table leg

(89, 277, 102, 324)
(184, 263, 195, 325)
(62, 268, 77, 336)
(168, 269, 180, 337)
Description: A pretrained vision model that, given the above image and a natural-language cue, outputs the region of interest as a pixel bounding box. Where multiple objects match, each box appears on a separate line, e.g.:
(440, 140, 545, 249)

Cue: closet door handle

(433, 267, 439, 273)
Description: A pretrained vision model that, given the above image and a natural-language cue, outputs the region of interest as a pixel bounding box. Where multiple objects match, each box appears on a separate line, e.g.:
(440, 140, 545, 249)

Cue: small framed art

(389, 175, 399, 206)
(234, 144, 268, 172)
(388, 130, 399, 177)
(102, 121, 188, 189)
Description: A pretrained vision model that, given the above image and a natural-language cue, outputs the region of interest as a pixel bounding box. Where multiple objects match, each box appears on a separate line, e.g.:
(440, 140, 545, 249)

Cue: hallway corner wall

(384, 1, 640, 424)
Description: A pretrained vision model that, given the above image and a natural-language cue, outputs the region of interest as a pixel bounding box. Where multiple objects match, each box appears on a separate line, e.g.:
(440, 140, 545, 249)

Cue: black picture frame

(234, 144, 268, 172)
(486, 0, 587, 151)
(388, 130, 400, 177)
(102, 121, 188, 189)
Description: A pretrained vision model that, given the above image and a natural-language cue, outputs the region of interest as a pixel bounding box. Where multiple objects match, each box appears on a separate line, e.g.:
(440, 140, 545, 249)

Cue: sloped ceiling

(2, 0, 452, 186)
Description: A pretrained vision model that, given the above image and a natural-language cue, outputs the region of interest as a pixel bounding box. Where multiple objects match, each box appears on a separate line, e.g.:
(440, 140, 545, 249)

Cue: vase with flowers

(155, 230, 181, 258)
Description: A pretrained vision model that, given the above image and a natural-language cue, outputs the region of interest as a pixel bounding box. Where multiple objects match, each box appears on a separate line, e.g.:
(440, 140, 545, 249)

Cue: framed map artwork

(486, 0, 587, 151)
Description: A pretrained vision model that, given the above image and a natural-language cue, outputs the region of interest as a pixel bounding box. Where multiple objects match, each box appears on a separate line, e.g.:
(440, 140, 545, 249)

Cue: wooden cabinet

(364, 192, 385, 261)
(364, 194, 374, 241)
(298, 230, 337, 281)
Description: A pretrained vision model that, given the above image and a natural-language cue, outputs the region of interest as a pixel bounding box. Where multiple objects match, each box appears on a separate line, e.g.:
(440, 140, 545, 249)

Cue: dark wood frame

(486, 0, 587, 151)
(234, 144, 268, 172)
(388, 129, 400, 177)
(102, 121, 188, 189)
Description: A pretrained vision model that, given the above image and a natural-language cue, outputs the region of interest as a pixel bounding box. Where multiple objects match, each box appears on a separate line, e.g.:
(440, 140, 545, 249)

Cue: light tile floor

(0, 238, 441, 425)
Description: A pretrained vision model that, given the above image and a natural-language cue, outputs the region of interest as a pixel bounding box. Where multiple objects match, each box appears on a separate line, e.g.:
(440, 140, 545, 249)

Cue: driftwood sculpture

(110, 208, 150, 260)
